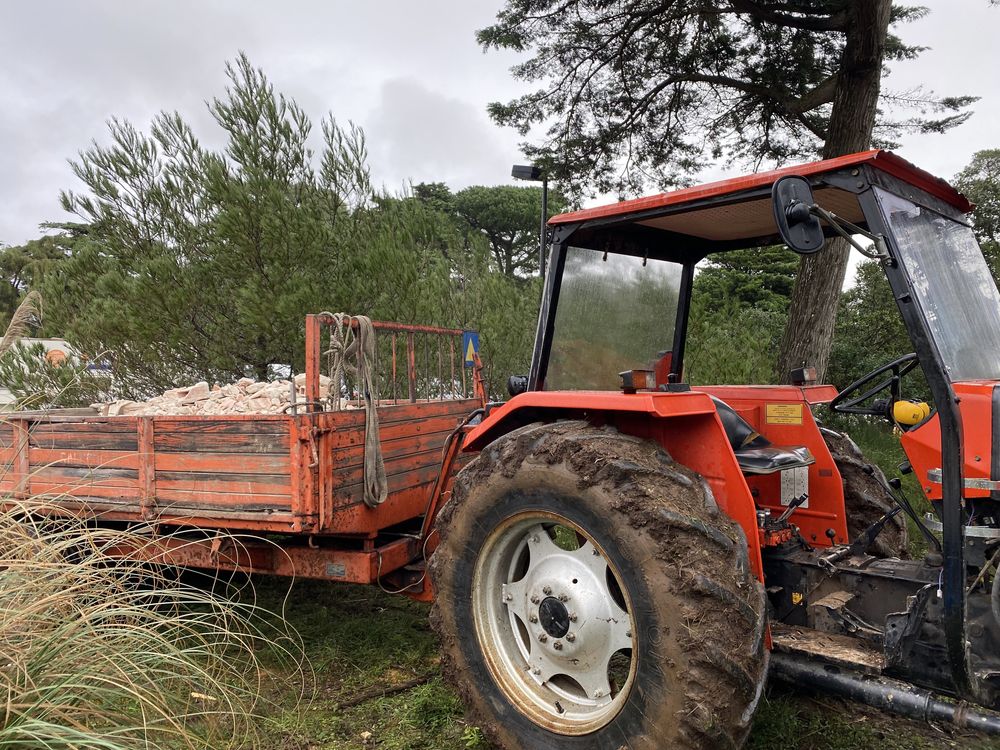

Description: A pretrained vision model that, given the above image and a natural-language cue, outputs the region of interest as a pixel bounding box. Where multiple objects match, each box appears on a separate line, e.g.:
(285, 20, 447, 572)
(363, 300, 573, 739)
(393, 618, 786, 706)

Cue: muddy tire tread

(430, 420, 767, 750)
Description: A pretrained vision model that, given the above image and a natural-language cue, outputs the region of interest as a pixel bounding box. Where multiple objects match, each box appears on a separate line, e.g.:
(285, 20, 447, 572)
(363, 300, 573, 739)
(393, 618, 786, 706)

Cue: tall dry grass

(0, 503, 306, 749)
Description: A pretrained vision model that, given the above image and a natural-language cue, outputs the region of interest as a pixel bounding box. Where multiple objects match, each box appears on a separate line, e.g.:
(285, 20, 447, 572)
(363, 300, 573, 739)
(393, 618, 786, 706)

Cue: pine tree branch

(728, 0, 848, 31)
(786, 73, 838, 114)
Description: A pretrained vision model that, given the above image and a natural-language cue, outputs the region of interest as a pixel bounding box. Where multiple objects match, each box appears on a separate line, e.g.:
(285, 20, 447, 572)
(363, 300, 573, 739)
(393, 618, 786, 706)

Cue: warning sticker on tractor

(765, 403, 803, 425)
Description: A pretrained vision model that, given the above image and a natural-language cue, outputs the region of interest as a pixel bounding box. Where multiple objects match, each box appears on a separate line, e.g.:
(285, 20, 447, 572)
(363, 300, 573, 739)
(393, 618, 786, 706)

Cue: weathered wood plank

(28, 482, 140, 500)
(148, 418, 290, 435)
(333, 463, 441, 509)
(29, 433, 139, 451)
(138, 418, 155, 519)
(153, 488, 292, 508)
(154, 432, 289, 454)
(320, 398, 478, 430)
(13, 421, 28, 498)
(27, 420, 140, 434)
(331, 428, 454, 469)
(328, 413, 462, 449)
(335, 447, 443, 488)
(154, 452, 290, 474)
(31, 465, 139, 482)
(28, 449, 140, 470)
(0, 425, 16, 449)
(156, 472, 290, 496)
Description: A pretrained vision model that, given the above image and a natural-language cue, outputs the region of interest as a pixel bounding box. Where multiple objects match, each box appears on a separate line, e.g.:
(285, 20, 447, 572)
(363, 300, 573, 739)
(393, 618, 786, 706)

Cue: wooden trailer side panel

(0, 415, 303, 533)
(1, 398, 478, 537)
(320, 398, 480, 534)
(150, 417, 299, 530)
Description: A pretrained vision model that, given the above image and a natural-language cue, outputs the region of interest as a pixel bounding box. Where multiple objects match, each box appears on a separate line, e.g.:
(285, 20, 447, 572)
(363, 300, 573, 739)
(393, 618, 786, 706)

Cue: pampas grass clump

(0, 504, 301, 749)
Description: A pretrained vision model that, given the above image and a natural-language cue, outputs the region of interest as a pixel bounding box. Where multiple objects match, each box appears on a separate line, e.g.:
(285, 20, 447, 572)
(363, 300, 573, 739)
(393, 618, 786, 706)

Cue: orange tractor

(427, 150, 1000, 748)
(8, 150, 1000, 748)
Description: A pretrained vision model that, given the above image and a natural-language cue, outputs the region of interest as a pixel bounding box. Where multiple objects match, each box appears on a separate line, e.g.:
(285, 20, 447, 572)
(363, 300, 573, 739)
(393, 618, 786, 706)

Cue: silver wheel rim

(472, 511, 637, 735)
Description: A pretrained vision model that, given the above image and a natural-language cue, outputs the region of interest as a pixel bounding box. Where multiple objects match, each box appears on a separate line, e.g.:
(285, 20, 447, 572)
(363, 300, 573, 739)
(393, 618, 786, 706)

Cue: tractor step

(771, 623, 885, 675)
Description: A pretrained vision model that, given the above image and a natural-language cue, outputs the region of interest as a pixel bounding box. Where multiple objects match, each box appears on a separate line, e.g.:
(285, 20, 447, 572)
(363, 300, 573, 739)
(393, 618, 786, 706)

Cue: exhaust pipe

(770, 652, 1000, 735)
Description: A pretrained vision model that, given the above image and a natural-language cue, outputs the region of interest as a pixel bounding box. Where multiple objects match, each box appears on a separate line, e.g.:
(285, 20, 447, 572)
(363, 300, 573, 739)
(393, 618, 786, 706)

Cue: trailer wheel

(821, 428, 908, 558)
(429, 421, 767, 750)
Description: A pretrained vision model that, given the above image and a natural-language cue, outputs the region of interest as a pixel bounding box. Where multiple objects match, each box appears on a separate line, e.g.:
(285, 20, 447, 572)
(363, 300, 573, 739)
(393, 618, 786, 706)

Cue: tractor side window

(546, 248, 683, 390)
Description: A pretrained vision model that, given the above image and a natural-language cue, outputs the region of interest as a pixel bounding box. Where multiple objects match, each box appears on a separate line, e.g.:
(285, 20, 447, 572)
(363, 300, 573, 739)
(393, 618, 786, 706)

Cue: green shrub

(684, 298, 786, 385)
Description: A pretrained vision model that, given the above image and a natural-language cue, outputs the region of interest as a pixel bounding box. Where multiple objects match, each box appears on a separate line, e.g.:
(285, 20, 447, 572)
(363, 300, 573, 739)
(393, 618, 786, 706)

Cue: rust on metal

(105, 533, 422, 584)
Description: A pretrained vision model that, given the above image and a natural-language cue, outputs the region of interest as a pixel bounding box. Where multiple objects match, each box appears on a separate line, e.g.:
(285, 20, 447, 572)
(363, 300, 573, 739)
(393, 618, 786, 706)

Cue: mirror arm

(809, 204, 889, 260)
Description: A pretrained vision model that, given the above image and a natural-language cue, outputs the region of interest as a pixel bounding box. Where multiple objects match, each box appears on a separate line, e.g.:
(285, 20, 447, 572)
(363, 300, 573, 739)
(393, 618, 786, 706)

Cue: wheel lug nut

(543, 586, 552, 595)
(538, 633, 547, 643)
(553, 641, 563, 650)
(528, 614, 538, 623)
(532, 667, 541, 675)
(558, 593, 569, 602)
(594, 689, 605, 698)
(566, 633, 576, 642)
(530, 595, 540, 604)
(569, 612, 578, 622)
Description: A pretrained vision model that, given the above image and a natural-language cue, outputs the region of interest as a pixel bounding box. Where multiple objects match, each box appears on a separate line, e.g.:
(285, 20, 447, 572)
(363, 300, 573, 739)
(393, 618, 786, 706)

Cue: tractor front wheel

(429, 421, 767, 749)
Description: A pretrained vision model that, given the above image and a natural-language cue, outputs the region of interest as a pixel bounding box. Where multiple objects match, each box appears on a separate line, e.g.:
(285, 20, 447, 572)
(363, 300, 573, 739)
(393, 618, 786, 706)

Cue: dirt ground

(245, 577, 1000, 750)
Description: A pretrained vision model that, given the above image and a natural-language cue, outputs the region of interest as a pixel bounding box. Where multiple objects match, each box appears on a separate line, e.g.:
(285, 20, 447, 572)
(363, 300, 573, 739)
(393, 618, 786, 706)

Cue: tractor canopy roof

(548, 150, 973, 262)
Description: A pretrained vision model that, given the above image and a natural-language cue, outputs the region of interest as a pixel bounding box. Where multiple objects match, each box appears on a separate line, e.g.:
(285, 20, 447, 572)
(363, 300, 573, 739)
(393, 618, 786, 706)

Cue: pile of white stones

(91, 374, 344, 416)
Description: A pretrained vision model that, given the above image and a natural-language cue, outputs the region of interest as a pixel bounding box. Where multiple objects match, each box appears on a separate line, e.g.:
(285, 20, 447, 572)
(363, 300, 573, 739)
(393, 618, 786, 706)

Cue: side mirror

(507, 375, 528, 397)
(772, 176, 824, 254)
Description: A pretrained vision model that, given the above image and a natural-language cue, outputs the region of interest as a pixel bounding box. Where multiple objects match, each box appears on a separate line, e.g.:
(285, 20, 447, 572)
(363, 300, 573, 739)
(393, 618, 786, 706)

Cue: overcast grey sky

(1, 1, 997, 248)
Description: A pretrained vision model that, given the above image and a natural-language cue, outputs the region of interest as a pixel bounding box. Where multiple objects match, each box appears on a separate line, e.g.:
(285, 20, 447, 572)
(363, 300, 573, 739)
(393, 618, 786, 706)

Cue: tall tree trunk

(776, 0, 892, 384)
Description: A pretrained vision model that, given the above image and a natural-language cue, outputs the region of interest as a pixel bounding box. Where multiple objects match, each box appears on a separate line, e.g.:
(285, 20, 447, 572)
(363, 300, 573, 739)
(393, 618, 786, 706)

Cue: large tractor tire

(820, 427, 908, 558)
(429, 421, 767, 750)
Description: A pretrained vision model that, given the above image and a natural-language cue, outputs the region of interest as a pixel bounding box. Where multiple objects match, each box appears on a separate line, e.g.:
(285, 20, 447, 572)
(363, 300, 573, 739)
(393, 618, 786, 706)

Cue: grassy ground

(248, 576, 998, 750)
(242, 419, 1000, 750)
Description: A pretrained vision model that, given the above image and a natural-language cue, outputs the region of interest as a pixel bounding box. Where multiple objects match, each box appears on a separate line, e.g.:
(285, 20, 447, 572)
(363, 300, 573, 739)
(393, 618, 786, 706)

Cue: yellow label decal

(765, 403, 803, 425)
(791, 592, 804, 605)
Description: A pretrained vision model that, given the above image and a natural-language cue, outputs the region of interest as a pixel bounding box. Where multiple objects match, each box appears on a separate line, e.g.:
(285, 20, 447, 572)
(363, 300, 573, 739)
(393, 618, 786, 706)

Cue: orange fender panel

(463, 390, 765, 581)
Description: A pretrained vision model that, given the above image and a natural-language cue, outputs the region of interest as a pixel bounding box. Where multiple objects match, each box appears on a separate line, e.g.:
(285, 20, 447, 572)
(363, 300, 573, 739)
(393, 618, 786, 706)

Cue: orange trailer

(0, 314, 484, 594)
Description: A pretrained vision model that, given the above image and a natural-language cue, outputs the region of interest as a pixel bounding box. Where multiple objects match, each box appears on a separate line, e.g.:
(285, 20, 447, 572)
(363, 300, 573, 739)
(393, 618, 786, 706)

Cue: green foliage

(954, 148, 1000, 276)
(0, 236, 67, 327)
(0, 341, 107, 409)
(452, 185, 565, 277)
(684, 296, 786, 386)
(546, 250, 680, 390)
(680, 245, 794, 385)
(478, 1, 974, 198)
(694, 246, 799, 313)
(26, 54, 537, 399)
(413, 182, 565, 277)
(828, 261, 908, 386)
(827, 260, 927, 398)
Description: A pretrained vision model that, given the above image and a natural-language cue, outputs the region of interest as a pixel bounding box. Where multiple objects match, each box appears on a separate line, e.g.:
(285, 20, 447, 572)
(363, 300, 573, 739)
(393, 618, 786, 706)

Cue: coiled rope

(323, 313, 387, 508)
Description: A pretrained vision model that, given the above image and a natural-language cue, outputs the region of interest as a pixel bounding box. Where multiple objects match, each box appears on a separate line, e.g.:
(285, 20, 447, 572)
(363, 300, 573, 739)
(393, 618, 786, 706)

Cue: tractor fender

(464, 390, 766, 581)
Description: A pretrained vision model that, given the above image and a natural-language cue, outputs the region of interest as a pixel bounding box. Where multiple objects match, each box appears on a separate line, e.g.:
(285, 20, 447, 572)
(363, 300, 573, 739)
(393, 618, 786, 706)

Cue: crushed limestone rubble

(90, 374, 350, 416)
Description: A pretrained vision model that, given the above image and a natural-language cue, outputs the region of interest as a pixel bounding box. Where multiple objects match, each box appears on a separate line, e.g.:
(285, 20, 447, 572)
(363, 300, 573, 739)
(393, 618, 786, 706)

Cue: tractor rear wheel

(821, 428, 908, 558)
(429, 421, 767, 750)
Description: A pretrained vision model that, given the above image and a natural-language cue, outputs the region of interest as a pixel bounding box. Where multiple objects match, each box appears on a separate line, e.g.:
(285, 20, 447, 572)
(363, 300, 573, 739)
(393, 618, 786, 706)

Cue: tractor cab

(455, 150, 1000, 733)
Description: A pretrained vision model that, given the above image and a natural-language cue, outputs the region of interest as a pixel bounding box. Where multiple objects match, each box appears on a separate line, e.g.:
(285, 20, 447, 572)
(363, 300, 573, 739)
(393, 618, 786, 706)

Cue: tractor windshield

(876, 188, 1000, 381)
(546, 247, 683, 390)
